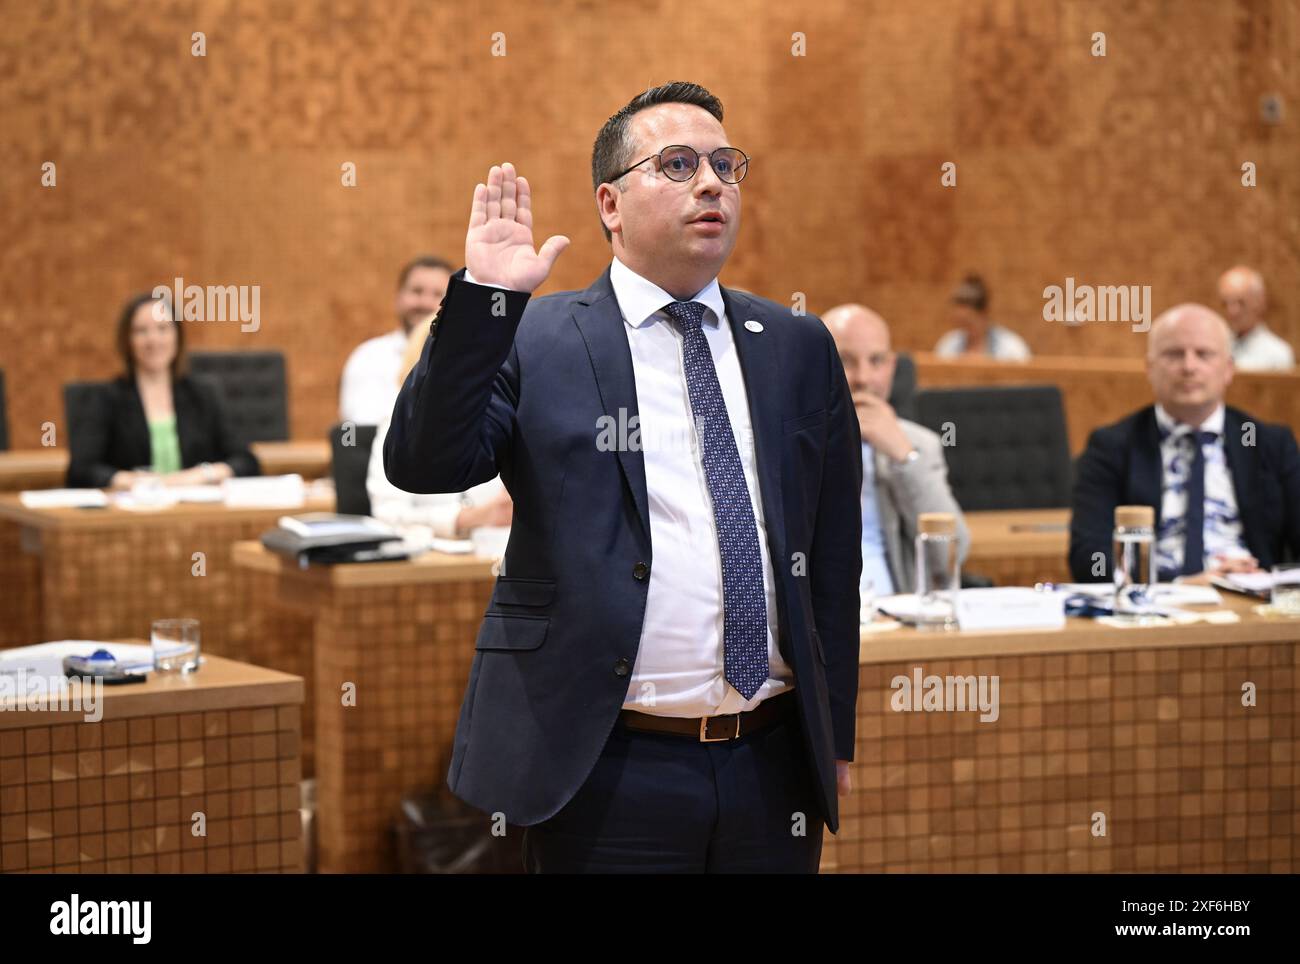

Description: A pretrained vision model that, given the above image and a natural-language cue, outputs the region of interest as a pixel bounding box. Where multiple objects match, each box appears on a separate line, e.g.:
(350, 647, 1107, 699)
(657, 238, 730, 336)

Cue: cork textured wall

(2, 0, 1296, 448)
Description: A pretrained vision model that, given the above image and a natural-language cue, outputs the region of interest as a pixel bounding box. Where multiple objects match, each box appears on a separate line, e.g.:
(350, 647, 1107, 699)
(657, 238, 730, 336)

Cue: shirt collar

(609, 255, 725, 329)
(1154, 402, 1225, 437)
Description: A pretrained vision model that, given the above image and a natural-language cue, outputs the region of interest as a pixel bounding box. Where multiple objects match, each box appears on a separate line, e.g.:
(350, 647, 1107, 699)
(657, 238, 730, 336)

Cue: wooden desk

(913, 352, 1300, 455)
(822, 593, 1299, 873)
(0, 652, 303, 873)
(0, 450, 65, 492)
(233, 542, 497, 873)
(0, 493, 333, 655)
(964, 508, 1070, 586)
(0, 440, 332, 492)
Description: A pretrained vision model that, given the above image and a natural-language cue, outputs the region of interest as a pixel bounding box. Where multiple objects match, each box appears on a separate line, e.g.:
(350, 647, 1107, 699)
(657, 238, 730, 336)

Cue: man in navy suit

(1070, 303, 1300, 584)
(384, 82, 862, 872)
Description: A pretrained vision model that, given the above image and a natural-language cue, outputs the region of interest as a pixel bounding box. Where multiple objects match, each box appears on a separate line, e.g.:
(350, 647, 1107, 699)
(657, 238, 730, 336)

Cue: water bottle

(1112, 504, 1154, 618)
(915, 512, 960, 630)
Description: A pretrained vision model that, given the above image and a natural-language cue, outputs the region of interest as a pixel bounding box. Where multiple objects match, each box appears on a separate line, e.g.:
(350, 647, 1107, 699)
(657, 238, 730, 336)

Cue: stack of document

(1211, 570, 1300, 596)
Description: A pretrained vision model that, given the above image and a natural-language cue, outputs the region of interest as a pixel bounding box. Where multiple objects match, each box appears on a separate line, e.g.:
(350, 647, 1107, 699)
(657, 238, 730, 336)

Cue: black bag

(394, 789, 524, 874)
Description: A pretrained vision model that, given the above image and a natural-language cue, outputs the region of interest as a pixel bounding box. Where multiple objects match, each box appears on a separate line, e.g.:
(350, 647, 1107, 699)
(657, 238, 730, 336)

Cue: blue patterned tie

(662, 300, 769, 700)
(1159, 425, 1218, 577)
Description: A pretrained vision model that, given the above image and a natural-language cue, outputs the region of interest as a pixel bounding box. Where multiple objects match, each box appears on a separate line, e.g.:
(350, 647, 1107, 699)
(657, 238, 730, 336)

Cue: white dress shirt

(1232, 323, 1295, 371)
(605, 256, 791, 717)
(933, 324, 1032, 361)
(366, 413, 504, 540)
(859, 441, 896, 597)
(1153, 402, 1249, 575)
(340, 329, 407, 425)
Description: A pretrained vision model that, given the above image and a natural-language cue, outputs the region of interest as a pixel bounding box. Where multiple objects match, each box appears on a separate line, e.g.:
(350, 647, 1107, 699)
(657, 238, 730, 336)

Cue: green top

(148, 415, 183, 475)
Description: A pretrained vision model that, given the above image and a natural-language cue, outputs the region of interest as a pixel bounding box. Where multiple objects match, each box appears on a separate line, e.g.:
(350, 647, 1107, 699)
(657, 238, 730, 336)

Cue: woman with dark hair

(65, 291, 260, 489)
(933, 273, 1032, 361)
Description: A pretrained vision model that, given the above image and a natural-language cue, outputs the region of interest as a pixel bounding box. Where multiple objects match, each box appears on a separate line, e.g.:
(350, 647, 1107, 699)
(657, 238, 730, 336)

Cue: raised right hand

(466, 162, 570, 293)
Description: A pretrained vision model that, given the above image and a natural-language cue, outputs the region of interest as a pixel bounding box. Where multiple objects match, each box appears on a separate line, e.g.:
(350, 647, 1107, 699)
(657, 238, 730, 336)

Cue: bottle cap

(1114, 505, 1155, 527)
(918, 512, 957, 536)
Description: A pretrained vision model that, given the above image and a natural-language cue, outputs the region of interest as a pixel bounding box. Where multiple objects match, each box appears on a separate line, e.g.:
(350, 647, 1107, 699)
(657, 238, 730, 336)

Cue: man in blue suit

(1070, 303, 1300, 584)
(385, 82, 862, 872)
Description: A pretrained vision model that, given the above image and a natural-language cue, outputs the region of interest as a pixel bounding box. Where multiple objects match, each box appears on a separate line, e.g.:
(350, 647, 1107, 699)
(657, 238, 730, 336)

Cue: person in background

(1069, 303, 1300, 584)
(366, 322, 510, 539)
(1217, 265, 1294, 371)
(824, 304, 969, 597)
(339, 255, 453, 425)
(66, 291, 259, 489)
(933, 273, 1031, 361)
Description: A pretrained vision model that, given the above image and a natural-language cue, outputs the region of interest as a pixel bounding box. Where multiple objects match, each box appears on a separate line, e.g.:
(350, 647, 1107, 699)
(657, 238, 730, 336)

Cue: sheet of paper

(19, 489, 109, 509)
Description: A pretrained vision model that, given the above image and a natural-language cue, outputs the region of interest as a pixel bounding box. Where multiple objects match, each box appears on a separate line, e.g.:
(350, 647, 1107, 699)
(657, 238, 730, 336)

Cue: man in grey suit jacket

(824, 304, 970, 595)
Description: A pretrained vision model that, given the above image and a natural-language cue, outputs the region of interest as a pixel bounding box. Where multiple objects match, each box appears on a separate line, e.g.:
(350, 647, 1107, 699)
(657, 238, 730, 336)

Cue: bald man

(1070, 303, 1300, 584)
(824, 304, 969, 597)
(1218, 266, 1294, 371)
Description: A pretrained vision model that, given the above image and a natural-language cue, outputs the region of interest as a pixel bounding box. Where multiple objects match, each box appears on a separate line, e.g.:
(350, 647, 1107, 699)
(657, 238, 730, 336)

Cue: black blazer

(66, 375, 260, 488)
(1069, 404, 1300, 581)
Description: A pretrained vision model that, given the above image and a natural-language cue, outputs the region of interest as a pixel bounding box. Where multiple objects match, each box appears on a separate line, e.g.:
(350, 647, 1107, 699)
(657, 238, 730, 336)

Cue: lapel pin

(744, 320, 764, 333)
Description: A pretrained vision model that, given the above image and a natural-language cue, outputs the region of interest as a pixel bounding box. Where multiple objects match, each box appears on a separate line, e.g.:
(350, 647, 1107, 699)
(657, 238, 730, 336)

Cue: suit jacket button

(613, 657, 632, 677)
(633, 562, 650, 581)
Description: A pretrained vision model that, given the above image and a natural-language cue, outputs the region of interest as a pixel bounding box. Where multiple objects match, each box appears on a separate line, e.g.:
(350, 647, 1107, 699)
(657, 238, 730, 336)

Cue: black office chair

(188, 351, 289, 443)
(888, 351, 917, 423)
(62, 380, 104, 446)
(0, 368, 9, 451)
(913, 384, 1072, 511)
(329, 422, 378, 516)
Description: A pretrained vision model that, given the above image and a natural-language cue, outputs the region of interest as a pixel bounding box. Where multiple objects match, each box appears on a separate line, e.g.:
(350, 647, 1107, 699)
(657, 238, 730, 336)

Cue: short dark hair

(397, 255, 453, 290)
(591, 82, 725, 243)
(116, 290, 183, 378)
(953, 274, 989, 313)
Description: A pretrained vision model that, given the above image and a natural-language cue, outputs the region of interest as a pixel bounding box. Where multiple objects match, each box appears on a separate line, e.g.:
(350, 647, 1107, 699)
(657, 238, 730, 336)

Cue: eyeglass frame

(607, 145, 750, 185)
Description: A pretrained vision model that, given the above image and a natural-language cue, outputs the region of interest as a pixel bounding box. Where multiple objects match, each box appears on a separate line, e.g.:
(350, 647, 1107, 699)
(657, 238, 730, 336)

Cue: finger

(485, 165, 502, 221)
(469, 183, 487, 228)
(516, 175, 533, 229)
(500, 162, 517, 222)
(537, 235, 570, 269)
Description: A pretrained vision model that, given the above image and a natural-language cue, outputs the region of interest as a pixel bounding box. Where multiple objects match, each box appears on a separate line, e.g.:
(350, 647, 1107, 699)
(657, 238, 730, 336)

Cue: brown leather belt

(618, 690, 795, 743)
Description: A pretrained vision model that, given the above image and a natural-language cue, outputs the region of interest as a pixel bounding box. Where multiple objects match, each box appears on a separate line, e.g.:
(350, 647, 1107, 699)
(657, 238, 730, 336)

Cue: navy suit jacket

(1069, 404, 1300, 582)
(384, 266, 863, 832)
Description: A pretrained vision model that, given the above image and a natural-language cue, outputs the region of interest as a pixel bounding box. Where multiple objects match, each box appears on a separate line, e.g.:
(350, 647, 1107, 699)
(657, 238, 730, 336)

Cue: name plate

(955, 588, 1065, 632)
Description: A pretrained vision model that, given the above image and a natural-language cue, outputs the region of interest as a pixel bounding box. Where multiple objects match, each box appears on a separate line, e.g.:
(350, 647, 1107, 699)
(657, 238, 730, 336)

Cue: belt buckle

(700, 713, 741, 742)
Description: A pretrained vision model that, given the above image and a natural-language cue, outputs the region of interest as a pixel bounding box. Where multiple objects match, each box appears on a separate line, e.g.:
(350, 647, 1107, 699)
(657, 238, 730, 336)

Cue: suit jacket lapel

(720, 285, 788, 567)
(571, 268, 651, 544)
(1134, 406, 1164, 528)
(1222, 408, 1263, 558)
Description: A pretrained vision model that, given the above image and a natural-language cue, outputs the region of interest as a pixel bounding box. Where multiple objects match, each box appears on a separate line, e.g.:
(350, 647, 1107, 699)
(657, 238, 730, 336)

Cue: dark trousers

(521, 710, 825, 873)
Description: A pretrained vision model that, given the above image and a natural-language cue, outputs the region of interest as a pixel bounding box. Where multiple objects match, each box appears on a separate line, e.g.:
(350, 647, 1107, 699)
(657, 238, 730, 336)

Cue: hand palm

(465, 163, 569, 293)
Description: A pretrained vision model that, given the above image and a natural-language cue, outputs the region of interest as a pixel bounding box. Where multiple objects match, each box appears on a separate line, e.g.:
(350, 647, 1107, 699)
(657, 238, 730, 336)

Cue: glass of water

(1271, 563, 1300, 616)
(152, 618, 201, 673)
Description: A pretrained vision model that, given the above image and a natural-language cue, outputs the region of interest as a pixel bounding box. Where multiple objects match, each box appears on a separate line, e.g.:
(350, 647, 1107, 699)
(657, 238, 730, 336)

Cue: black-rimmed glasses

(610, 145, 749, 185)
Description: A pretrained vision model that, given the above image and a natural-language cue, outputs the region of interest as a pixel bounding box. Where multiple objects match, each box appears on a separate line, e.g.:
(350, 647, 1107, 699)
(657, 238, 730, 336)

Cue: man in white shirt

(338, 256, 452, 425)
(1217, 265, 1295, 371)
(385, 82, 862, 873)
